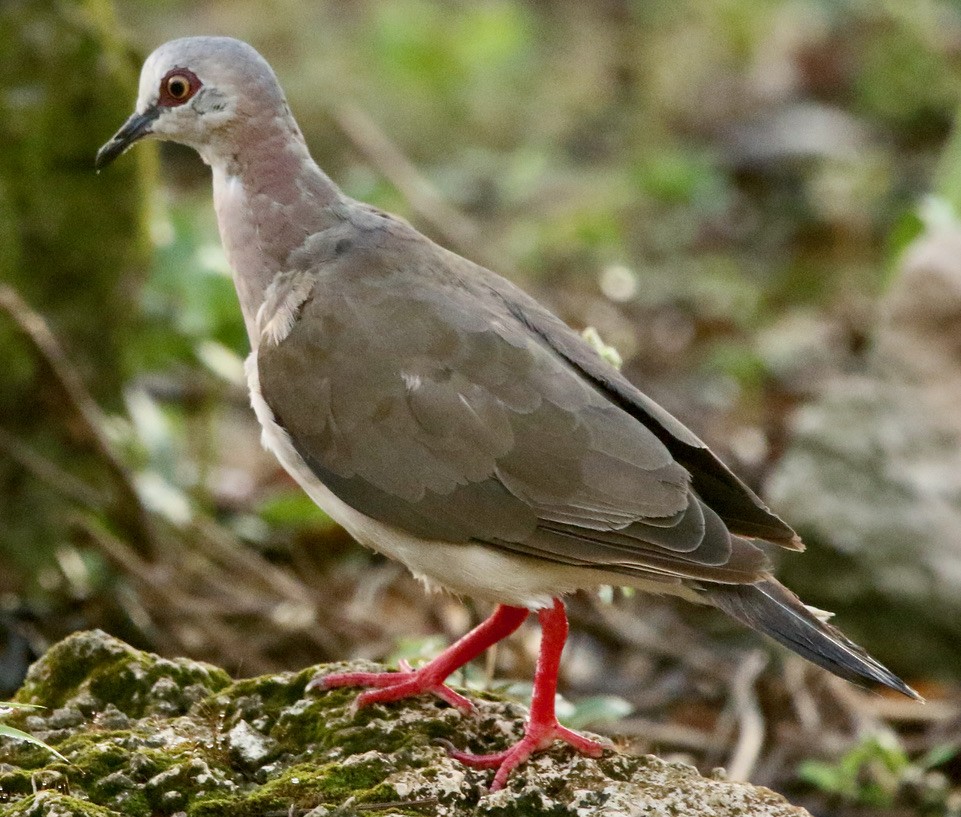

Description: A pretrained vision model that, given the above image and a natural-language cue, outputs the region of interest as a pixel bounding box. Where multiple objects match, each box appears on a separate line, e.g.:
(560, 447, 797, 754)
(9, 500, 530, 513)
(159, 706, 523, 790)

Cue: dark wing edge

(494, 285, 802, 549)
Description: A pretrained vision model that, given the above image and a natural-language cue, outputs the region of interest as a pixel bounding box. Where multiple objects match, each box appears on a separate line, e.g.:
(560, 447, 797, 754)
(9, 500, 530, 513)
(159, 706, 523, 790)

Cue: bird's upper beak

(95, 106, 160, 170)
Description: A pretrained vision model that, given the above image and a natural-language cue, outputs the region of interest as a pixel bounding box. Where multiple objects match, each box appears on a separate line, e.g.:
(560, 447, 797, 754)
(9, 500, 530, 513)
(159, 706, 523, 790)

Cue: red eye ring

(158, 68, 201, 106)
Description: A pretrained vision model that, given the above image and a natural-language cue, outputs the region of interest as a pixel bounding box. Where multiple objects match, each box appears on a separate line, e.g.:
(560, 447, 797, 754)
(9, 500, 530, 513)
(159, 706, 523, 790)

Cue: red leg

(447, 598, 607, 790)
(310, 604, 529, 713)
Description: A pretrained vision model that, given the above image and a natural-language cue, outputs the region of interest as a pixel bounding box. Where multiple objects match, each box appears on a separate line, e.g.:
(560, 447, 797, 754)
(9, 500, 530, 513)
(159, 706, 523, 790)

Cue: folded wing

(257, 228, 774, 586)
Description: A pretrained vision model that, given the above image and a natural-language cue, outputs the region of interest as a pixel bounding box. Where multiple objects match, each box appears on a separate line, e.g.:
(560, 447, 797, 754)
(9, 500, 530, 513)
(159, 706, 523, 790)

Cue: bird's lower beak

(95, 107, 160, 170)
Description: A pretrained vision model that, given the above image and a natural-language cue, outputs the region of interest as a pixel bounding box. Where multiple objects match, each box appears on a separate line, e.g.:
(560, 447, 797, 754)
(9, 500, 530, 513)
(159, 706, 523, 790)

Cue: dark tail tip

(705, 578, 922, 701)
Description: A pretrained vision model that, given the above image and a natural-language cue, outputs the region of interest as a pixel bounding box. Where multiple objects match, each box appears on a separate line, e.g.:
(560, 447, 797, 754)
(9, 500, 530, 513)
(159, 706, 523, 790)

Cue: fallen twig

(725, 650, 767, 781)
(614, 716, 727, 753)
(330, 102, 509, 272)
(578, 597, 728, 676)
(0, 283, 156, 557)
(0, 426, 106, 510)
(783, 656, 821, 733)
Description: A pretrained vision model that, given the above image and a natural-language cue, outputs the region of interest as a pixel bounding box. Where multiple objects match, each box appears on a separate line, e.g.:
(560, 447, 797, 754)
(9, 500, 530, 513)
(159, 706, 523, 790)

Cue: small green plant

(0, 702, 69, 763)
(581, 327, 623, 370)
(798, 732, 958, 813)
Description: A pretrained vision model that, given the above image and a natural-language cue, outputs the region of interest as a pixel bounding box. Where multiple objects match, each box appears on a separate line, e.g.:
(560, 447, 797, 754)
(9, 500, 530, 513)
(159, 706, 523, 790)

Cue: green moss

(185, 798, 237, 817)
(482, 796, 570, 817)
(14, 631, 134, 709)
(86, 773, 149, 817)
(17, 631, 230, 717)
(0, 768, 35, 801)
(142, 757, 237, 814)
(215, 668, 475, 759)
(0, 0, 153, 399)
(311, 756, 394, 799)
(84, 659, 146, 717)
(269, 698, 336, 749)
(217, 666, 314, 724)
(189, 768, 325, 817)
(0, 0, 156, 590)
(189, 758, 396, 817)
(0, 742, 54, 772)
(2, 791, 121, 817)
(86, 656, 229, 719)
(269, 692, 472, 761)
(60, 739, 178, 786)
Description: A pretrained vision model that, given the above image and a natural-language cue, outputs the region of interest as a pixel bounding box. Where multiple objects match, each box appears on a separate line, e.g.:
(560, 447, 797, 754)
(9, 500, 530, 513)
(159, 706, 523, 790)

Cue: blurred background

(2, 0, 961, 813)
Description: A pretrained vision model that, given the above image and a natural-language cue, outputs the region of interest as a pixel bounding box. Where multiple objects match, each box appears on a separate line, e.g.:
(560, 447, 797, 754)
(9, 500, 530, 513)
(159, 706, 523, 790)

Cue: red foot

(308, 605, 528, 714)
(313, 598, 607, 791)
(310, 659, 474, 713)
(449, 721, 606, 791)
(441, 598, 610, 791)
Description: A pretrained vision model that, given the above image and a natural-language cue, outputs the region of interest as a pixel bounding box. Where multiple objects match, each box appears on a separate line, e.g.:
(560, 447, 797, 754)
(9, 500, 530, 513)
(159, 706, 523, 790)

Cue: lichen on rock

(0, 630, 810, 816)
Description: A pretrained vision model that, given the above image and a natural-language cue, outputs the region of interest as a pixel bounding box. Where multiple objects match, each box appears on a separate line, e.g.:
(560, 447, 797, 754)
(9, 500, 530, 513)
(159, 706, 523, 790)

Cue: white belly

(245, 352, 694, 609)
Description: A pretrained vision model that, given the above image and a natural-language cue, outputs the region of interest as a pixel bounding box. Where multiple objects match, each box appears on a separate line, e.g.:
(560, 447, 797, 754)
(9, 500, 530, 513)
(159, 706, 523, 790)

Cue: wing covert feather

(256, 227, 776, 586)
(259, 263, 690, 525)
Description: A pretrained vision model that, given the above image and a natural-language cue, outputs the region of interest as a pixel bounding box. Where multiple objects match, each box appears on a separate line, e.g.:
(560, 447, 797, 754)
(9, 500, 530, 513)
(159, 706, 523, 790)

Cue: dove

(97, 36, 919, 791)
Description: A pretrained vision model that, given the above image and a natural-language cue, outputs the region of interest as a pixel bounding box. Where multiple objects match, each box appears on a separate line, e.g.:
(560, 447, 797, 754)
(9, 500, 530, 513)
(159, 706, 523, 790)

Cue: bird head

(96, 37, 286, 170)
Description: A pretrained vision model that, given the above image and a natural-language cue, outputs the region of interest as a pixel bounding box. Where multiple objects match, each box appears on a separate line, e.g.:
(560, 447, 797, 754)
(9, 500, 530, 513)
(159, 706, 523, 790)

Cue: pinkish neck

(212, 116, 343, 346)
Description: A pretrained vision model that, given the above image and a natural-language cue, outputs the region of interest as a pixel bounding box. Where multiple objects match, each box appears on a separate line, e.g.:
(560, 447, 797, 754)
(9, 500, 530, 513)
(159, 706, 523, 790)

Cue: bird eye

(166, 75, 191, 99)
(158, 68, 201, 106)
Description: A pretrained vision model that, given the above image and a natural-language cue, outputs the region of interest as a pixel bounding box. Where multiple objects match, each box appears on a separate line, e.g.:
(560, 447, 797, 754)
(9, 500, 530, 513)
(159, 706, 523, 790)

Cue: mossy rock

(1, 630, 810, 816)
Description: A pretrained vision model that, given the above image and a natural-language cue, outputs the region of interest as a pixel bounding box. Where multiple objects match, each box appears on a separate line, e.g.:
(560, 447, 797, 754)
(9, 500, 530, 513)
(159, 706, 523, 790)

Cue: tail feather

(705, 578, 922, 701)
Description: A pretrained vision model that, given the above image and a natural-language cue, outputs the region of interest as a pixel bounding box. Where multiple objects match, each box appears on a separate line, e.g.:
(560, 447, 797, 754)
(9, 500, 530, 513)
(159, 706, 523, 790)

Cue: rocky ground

(0, 630, 810, 816)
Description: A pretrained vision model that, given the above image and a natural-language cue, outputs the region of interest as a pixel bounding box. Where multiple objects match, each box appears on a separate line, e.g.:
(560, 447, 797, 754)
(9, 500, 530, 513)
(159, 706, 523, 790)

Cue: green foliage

(386, 635, 452, 668)
(138, 201, 247, 366)
(884, 207, 926, 273)
(706, 342, 769, 392)
(362, 0, 540, 160)
(935, 112, 961, 216)
(371, 0, 534, 104)
(850, 3, 960, 131)
(255, 490, 337, 531)
(632, 147, 729, 210)
(555, 695, 634, 731)
(885, 192, 961, 288)
(798, 732, 959, 812)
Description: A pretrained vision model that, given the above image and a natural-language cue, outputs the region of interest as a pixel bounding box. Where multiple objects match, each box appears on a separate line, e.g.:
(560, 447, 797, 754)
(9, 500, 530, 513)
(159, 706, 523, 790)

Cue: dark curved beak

(95, 107, 160, 171)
